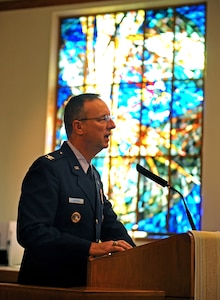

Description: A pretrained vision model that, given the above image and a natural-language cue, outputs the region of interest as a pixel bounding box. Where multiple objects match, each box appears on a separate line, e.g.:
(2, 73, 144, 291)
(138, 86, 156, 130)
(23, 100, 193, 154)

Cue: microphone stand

(136, 163, 197, 231)
(168, 185, 196, 231)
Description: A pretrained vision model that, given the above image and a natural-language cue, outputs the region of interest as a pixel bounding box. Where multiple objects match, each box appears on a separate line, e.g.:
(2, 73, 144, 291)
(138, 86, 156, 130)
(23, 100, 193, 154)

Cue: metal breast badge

(71, 212, 81, 223)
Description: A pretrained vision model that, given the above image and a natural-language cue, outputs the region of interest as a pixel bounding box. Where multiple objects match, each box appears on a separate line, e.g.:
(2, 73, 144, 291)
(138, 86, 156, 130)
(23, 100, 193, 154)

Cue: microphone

(136, 163, 196, 231)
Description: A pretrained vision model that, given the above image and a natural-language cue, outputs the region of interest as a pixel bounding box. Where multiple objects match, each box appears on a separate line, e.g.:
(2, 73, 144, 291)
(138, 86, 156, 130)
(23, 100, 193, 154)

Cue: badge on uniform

(69, 197, 84, 204)
(71, 212, 81, 223)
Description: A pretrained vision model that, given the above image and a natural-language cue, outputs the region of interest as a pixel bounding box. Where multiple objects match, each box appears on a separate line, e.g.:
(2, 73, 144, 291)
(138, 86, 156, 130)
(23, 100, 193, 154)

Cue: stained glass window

(55, 4, 206, 234)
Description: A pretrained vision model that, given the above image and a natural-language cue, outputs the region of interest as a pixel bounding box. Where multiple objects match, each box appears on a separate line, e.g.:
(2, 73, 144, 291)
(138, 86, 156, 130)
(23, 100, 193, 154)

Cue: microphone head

(136, 163, 168, 187)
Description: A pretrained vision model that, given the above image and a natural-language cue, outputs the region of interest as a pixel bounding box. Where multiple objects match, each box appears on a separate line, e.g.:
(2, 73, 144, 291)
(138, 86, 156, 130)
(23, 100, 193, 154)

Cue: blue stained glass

(59, 17, 87, 88)
(118, 83, 142, 120)
(141, 80, 172, 128)
(176, 4, 206, 35)
(169, 183, 201, 232)
(172, 80, 203, 117)
(57, 87, 72, 108)
(174, 6, 205, 81)
(56, 3, 206, 234)
(137, 211, 167, 233)
(91, 157, 106, 176)
(60, 18, 84, 40)
(146, 8, 174, 32)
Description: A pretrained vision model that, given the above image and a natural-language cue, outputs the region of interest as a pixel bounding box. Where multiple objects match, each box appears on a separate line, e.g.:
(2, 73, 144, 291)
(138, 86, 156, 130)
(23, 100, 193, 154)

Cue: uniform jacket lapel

(60, 142, 96, 212)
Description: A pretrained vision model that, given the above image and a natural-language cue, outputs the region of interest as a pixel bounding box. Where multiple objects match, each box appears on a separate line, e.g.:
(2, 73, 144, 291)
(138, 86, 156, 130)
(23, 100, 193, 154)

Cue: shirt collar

(67, 140, 90, 173)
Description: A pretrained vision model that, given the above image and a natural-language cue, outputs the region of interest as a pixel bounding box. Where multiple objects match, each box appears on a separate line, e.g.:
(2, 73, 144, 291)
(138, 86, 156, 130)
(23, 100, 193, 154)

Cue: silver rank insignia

(71, 212, 81, 223)
(45, 154, 55, 160)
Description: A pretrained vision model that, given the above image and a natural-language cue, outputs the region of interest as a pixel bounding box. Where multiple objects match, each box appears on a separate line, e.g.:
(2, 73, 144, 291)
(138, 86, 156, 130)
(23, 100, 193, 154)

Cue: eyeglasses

(78, 115, 114, 122)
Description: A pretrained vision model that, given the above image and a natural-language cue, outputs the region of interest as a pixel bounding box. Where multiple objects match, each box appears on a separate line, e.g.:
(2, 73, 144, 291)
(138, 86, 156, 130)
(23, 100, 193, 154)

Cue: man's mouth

(104, 134, 110, 141)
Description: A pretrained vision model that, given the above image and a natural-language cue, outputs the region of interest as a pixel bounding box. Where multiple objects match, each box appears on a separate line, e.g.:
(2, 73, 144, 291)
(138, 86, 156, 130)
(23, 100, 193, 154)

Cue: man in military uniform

(17, 93, 135, 287)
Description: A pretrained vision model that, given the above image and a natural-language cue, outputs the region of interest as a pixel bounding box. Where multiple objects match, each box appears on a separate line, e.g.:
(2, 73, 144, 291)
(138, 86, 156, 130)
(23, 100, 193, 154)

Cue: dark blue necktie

(87, 165, 94, 181)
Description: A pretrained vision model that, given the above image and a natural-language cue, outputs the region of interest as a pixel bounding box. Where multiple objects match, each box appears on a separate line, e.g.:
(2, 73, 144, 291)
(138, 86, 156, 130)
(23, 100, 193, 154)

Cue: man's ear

(73, 120, 83, 134)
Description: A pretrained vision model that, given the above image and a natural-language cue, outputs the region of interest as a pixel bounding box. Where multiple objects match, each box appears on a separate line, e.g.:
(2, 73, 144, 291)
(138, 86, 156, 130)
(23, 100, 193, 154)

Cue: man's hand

(89, 240, 133, 257)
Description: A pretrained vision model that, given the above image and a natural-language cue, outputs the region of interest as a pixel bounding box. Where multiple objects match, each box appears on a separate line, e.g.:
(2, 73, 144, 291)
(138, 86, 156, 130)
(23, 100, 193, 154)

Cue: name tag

(69, 197, 84, 204)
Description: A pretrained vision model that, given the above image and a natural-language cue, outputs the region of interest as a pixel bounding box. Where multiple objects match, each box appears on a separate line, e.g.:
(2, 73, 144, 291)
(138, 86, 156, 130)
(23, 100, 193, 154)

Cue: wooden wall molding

(0, 0, 111, 11)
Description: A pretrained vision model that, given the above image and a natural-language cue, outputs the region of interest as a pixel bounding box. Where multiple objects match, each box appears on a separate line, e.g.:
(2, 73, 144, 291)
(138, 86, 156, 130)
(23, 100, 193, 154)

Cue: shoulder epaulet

(44, 154, 55, 161)
(43, 150, 64, 162)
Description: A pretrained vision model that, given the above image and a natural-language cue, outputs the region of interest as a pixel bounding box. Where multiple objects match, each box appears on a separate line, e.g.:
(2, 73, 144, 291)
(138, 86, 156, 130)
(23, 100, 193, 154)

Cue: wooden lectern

(0, 233, 197, 300)
(87, 233, 195, 300)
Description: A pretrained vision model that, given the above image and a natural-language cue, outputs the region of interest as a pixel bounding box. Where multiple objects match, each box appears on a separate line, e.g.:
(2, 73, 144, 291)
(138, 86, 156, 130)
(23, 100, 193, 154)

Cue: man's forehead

(84, 98, 108, 110)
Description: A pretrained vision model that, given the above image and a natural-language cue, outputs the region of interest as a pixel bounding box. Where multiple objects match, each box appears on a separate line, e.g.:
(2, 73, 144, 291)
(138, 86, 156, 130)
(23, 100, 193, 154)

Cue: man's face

(80, 99, 116, 154)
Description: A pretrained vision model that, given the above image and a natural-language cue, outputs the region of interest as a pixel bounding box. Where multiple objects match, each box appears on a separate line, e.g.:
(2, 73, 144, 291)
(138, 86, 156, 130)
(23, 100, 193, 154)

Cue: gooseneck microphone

(136, 163, 196, 231)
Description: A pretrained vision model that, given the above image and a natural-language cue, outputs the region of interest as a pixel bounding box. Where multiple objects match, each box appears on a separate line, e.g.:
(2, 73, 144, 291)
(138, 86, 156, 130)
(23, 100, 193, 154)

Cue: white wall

(201, 0, 220, 231)
(0, 0, 219, 231)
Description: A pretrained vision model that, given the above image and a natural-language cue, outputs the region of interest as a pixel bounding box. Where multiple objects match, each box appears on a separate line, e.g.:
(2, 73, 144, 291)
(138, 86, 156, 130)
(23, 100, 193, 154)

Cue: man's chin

(101, 143, 109, 150)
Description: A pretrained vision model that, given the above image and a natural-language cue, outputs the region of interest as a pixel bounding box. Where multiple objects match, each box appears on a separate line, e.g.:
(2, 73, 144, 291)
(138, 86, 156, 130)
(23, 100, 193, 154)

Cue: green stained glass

(56, 3, 206, 233)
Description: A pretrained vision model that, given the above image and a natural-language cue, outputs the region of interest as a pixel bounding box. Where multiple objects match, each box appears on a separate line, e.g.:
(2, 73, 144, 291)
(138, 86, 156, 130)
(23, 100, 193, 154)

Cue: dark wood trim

(0, 0, 111, 11)
(0, 284, 165, 300)
(0, 1, 205, 12)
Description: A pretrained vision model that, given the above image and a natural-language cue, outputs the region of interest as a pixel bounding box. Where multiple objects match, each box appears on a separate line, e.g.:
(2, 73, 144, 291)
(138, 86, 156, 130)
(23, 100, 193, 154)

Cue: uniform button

(96, 219, 99, 224)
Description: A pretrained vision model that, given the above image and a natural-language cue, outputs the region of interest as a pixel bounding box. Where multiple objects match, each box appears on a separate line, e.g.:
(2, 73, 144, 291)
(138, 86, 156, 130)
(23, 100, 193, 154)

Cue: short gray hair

(64, 93, 101, 138)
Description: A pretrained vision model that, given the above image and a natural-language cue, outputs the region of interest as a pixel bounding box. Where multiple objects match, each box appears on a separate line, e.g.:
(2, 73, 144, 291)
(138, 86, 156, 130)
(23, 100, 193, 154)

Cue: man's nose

(108, 118, 116, 129)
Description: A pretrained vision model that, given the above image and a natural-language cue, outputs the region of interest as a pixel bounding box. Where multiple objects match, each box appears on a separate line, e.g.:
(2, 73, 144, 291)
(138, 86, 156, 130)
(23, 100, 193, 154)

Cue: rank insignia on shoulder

(45, 154, 55, 160)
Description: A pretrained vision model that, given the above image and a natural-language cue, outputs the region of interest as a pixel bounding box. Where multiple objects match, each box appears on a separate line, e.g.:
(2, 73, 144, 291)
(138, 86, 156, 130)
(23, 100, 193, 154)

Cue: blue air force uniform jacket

(17, 142, 135, 287)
